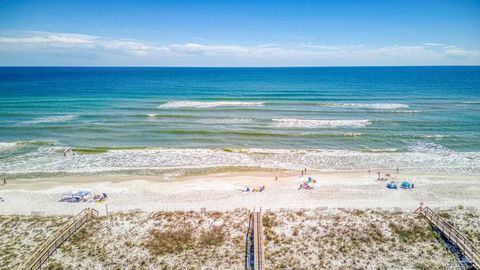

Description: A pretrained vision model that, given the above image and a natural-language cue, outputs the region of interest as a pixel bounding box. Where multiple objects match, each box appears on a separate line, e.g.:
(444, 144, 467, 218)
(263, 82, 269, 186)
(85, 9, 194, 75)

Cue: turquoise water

(1, 67, 479, 177)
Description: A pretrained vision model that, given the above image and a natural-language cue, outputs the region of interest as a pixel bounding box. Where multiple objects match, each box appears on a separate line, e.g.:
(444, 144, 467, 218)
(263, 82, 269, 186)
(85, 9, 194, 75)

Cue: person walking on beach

(301, 170, 304, 176)
(2, 178, 5, 185)
(396, 167, 399, 173)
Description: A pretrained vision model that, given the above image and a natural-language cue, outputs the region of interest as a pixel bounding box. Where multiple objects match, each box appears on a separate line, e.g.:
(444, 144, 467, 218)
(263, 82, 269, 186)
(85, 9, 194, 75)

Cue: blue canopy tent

(401, 181, 412, 189)
(386, 182, 397, 189)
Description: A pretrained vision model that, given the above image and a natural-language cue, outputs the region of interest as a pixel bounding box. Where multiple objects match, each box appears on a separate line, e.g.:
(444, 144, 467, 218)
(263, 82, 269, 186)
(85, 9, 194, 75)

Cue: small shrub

(352, 209, 365, 216)
(69, 227, 91, 245)
(263, 214, 277, 229)
(199, 226, 225, 247)
(45, 261, 64, 270)
(438, 212, 451, 219)
(145, 227, 194, 255)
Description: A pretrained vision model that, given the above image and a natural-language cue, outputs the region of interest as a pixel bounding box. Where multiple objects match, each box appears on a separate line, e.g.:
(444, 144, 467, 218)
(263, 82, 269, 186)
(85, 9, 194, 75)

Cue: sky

(0, 0, 479, 66)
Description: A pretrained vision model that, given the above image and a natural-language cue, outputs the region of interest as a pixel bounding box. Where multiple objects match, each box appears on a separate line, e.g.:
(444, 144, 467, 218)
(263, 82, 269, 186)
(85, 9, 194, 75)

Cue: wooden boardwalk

(245, 209, 265, 270)
(22, 208, 99, 270)
(416, 205, 480, 269)
(252, 210, 264, 270)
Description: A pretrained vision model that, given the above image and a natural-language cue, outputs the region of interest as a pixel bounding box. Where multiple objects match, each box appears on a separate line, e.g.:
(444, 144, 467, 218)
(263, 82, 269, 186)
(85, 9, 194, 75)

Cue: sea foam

(0, 142, 17, 151)
(158, 101, 265, 109)
(420, 134, 448, 139)
(319, 103, 409, 110)
(22, 115, 77, 124)
(407, 142, 452, 154)
(199, 118, 255, 124)
(272, 118, 370, 128)
(2, 146, 479, 177)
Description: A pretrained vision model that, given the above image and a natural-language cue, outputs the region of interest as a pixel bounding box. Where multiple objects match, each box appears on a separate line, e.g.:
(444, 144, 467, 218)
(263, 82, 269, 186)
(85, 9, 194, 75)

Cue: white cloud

(423, 43, 446, 47)
(168, 43, 285, 56)
(0, 31, 168, 55)
(0, 32, 95, 45)
(301, 43, 366, 50)
(0, 31, 479, 65)
(442, 46, 480, 57)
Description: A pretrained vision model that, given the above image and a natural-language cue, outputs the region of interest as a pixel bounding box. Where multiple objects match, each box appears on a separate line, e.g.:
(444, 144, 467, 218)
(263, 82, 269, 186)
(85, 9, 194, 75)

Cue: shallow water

(1, 67, 479, 176)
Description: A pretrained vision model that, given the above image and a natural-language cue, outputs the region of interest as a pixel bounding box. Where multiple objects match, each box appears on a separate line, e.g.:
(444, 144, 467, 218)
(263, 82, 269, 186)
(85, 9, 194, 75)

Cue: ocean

(1, 66, 479, 177)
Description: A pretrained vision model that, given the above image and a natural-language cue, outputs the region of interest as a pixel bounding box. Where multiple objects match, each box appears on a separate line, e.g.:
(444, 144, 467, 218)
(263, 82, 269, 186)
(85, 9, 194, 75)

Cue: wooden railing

(22, 208, 99, 270)
(416, 206, 480, 269)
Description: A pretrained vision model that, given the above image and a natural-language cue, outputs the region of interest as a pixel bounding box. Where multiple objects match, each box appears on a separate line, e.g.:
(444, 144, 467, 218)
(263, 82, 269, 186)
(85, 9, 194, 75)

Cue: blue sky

(0, 0, 479, 66)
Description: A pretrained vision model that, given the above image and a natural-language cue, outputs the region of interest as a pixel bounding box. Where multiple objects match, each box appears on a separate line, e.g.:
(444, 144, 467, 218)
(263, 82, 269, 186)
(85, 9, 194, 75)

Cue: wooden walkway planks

(416, 206, 480, 269)
(245, 209, 265, 270)
(22, 208, 99, 270)
(252, 210, 264, 270)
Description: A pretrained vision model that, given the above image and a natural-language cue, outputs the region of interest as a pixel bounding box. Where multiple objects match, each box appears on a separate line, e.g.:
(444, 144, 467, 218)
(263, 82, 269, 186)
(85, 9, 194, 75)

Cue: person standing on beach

(2, 178, 5, 185)
(396, 167, 399, 173)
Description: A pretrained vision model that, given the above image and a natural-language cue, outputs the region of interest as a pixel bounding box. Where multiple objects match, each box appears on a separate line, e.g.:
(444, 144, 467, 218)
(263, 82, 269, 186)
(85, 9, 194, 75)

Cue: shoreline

(1, 169, 479, 216)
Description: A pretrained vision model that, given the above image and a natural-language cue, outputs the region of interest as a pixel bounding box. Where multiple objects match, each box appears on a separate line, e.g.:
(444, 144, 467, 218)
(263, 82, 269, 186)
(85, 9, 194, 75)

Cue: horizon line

(1, 65, 480, 68)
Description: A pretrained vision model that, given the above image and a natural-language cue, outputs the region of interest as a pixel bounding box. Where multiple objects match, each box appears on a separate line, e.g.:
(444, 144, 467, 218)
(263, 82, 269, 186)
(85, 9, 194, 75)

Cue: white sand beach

(1, 169, 479, 216)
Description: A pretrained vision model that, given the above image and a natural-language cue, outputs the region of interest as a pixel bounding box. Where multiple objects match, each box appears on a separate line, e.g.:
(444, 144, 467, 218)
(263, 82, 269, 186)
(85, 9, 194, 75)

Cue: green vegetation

(262, 213, 279, 242)
(389, 222, 435, 243)
(45, 260, 64, 270)
(3, 208, 476, 269)
(146, 227, 195, 255)
(199, 226, 226, 247)
(438, 212, 451, 219)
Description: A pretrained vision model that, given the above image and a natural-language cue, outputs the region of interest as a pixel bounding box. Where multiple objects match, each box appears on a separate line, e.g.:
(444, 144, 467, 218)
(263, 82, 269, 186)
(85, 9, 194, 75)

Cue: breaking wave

(22, 115, 77, 124)
(407, 142, 452, 154)
(158, 101, 265, 109)
(1, 146, 479, 177)
(361, 148, 399, 153)
(272, 118, 370, 128)
(420, 134, 449, 139)
(199, 118, 255, 124)
(0, 142, 17, 152)
(319, 103, 409, 110)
